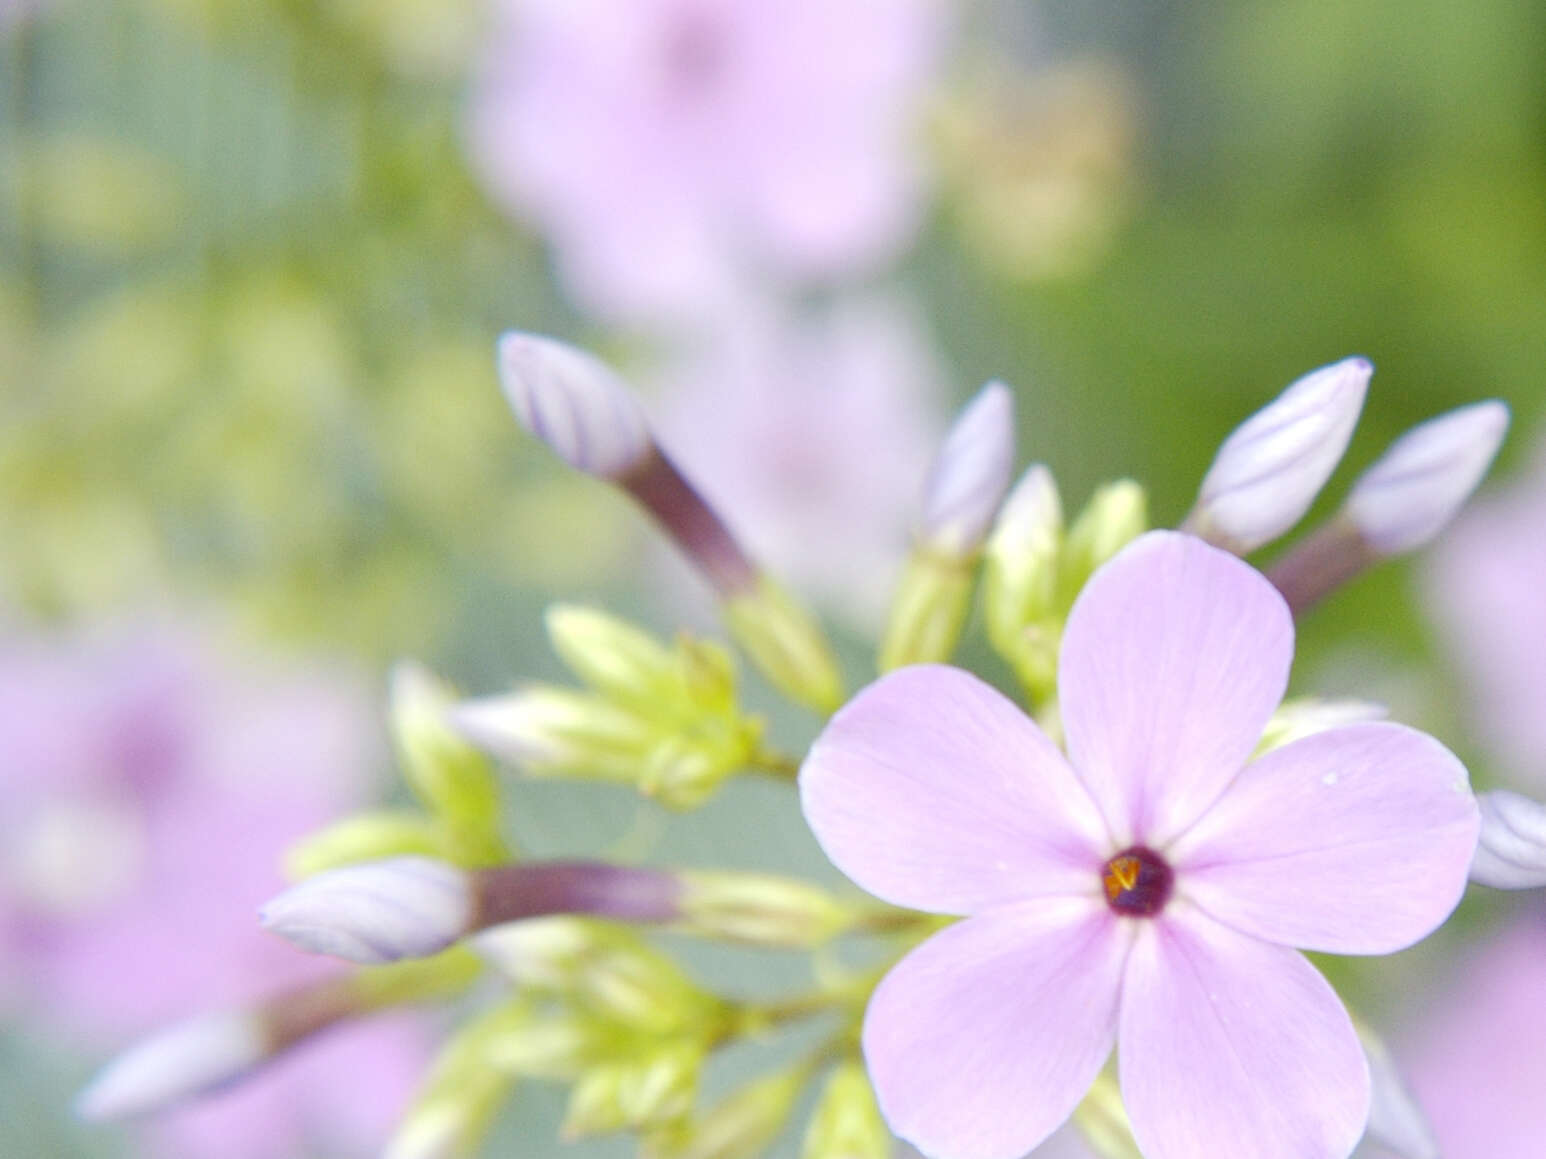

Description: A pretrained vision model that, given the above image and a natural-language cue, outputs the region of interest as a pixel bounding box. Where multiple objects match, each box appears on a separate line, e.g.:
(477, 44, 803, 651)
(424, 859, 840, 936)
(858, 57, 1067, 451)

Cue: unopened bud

(1186, 358, 1370, 553)
(876, 551, 974, 671)
(451, 686, 654, 783)
(674, 872, 848, 948)
(477, 918, 709, 1033)
(1345, 401, 1510, 554)
(75, 1010, 266, 1120)
(802, 1062, 890, 1159)
(918, 382, 1016, 559)
(283, 810, 446, 879)
(260, 856, 472, 964)
(545, 605, 682, 713)
(1071, 1069, 1142, 1159)
(1255, 697, 1387, 756)
(481, 1003, 610, 1080)
(1470, 790, 1546, 889)
(391, 662, 502, 835)
(983, 464, 1064, 658)
(564, 1043, 702, 1139)
(1058, 480, 1147, 602)
(648, 1065, 809, 1159)
(497, 332, 652, 479)
(723, 577, 845, 714)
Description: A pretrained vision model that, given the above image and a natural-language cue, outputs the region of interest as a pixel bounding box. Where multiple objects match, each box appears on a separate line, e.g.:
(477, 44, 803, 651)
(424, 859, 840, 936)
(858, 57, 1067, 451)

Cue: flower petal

(1059, 531, 1294, 846)
(864, 898, 1128, 1159)
(1171, 722, 1478, 954)
(1120, 908, 1369, 1159)
(800, 664, 1109, 914)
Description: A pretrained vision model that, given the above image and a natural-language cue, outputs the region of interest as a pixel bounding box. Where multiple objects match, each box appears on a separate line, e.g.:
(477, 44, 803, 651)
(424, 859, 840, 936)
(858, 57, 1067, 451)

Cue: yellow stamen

(1103, 855, 1140, 901)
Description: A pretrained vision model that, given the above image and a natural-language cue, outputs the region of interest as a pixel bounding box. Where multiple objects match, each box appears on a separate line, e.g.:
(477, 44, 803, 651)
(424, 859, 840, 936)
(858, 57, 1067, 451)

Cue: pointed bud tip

(75, 1011, 265, 1121)
(496, 332, 652, 479)
(1191, 356, 1372, 553)
(260, 856, 472, 964)
(1347, 399, 1510, 555)
(919, 380, 1017, 556)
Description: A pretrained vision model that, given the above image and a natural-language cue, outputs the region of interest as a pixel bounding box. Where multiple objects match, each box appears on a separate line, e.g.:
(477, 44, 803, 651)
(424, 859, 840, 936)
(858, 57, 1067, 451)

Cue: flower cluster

(78, 341, 1510, 1159)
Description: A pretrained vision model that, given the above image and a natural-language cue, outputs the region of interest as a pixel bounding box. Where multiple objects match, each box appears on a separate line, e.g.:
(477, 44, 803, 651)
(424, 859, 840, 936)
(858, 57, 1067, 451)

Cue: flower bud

(1058, 480, 1147, 602)
(260, 856, 473, 964)
(1255, 697, 1387, 756)
(876, 552, 974, 671)
(917, 381, 1016, 559)
(1186, 358, 1370, 553)
(802, 1062, 891, 1159)
(1344, 400, 1510, 554)
(545, 605, 682, 713)
(75, 1010, 266, 1120)
(497, 332, 652, 479)
(648, 1065, 808, 1159)
(722, 576, 845, 714)
(673, 871, 849, 948)
(1470, 789, 1546, 889)
(283, 810, 446, 879)
(481, 1003, 610, 1080)
(391, 662, 503, 834)
(450, 686, 654, 783)
(983, 464, 1064, 660)
(564, 1043, 703, 1139)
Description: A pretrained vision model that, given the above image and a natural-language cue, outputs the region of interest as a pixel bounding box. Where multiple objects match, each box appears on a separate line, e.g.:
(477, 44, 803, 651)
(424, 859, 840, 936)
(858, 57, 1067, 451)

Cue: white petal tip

(920, 381, 1017, 556)
(1191, 357, 1372, 553)
(260, 857, 472, 964)
(496, 332, 652, 478)
(75, 1012, 265, 1121)
(1347, 400, 1510, 554)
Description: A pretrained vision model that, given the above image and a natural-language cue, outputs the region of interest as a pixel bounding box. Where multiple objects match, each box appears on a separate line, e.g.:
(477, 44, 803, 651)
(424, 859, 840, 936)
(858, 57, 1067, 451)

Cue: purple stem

(619, 449, 758, 597)
(1264, 519, 1380, 616)
(471, 862, 684, 931)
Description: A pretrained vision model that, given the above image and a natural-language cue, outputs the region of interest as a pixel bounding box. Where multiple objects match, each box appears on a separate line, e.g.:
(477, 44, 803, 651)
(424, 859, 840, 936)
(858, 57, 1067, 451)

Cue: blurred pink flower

(1425, 438, 1546, 791)
(0, 620, 427, 1159)
(467, 0, 949, 325)
(650, 295, 945, 626)
(801, 532, 1478, 1159)
(1399, 914, 1546, 1158)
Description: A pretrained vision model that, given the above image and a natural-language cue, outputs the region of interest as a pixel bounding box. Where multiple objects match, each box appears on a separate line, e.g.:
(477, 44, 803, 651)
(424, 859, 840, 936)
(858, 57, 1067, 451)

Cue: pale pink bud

(1470, 789, 1546, 890)
(1345, 401, 1509, 554)
(497, 332, 652, 479)
(75, 1011, 266, 1120)
(918, 382, 1015, 558)
(1187, 357, 1370, 553)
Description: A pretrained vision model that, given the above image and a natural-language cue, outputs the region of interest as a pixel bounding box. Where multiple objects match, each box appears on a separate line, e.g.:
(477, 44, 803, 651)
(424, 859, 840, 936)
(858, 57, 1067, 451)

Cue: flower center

(1100, 846, 1172, 917)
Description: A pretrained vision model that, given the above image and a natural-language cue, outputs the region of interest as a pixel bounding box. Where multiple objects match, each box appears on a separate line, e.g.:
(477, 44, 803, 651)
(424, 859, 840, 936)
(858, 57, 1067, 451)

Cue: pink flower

(467, 0, 948, 325)
(801, 531, 1479, 1159)
(0, 621, 428, 1159)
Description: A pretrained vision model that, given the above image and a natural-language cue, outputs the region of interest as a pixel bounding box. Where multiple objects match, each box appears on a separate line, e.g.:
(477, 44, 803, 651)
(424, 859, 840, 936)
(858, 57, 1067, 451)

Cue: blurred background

(3, 0, 1546, 1156)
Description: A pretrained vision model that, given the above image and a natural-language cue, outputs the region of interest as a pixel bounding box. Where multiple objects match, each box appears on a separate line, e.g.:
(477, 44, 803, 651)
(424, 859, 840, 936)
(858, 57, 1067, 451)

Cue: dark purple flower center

(1100, 846, 1172, 917)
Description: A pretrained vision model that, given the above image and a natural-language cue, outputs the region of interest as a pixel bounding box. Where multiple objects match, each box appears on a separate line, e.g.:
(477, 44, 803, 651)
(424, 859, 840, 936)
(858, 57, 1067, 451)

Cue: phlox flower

(801, 531, 1479, 1159)
(467, 0, 947, 325)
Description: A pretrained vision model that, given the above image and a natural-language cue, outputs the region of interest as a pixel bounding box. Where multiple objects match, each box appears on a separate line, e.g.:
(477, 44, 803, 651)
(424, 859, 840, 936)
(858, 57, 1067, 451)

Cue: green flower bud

(386, 1007, 515, 1159)
(1071, 1069, 1142, 1159)
(391, 662, 503, 835)
(1057, 480, 1147, 607)
(564, 1042, 703, 1139)
(1256, 697, 1387, 756)
(647, 1065, 809, 1159)
(674, 635, 738, 718)
(802, 1062, 891, 1159)
(546, 605, 682, 714)
(453, 686, 654, 783)
(876, 551, 974, 672)
(640, 728, 760, 811)
(480, 1000, 613, 1081)
(983, 464, 1064, 669)
(722, 576, 844, 715)
(477, 918, 713, 1035)
(283, 810, 447, 880)
(674, 872, 849, 948)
